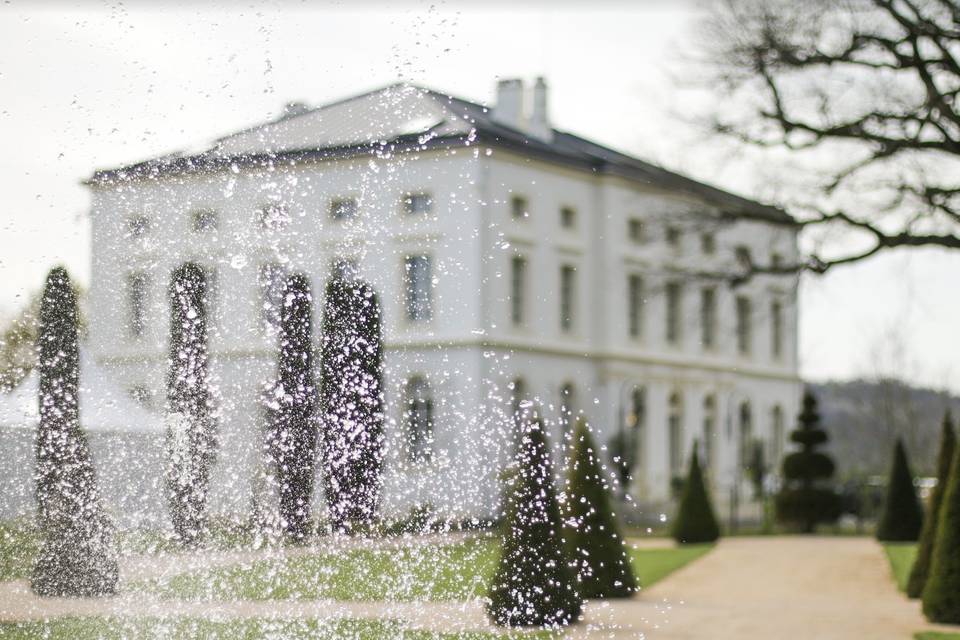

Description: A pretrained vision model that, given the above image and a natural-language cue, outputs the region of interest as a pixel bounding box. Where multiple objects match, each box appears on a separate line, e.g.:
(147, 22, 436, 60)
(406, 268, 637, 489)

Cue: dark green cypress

(31, 267, 118, 596)
(270, 274, 318, 542)
(907, 411, 955, 597)
(876, 439, 923, 542)
(922, 440, 960, 622)
(487, 416, 583, 627)
(166, 263, 216, 546)
(774, 391, 841, 533)
(671, 442, 720, 544)
(564, 417, 638, 598)
(321, 278, 384, 533)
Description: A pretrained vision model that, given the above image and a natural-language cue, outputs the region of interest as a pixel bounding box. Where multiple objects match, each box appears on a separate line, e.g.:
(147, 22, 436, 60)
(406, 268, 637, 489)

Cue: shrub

(31, 267, 118, 596)
(922, 438, 960, 622)
(876, 439, 924, 542)
(908, 412, 955, 597)
(487, 416, 582, 627)
(564, 417, 638, 598)
(775, 391, 842, 532)
(671, 442, 720, 545)
(166, 263, 217, 546)
(269, 274, 318, 543)
(321, 278, 384, 533)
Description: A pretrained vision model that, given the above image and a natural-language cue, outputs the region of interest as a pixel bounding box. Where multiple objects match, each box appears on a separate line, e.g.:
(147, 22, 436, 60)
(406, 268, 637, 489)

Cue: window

(330, 197, 358, 221)
(510, 255, 527, 326)
(665, 225, 681, 250)
(128, 384, 152, 407)
(665, 281, 682, 345)
(668, 392, 684, 478)
(701, 287, 716, 350)
(701, 232, 716, 254)
(258, 262, 287, 333)
(127, 272, 149, 338)
(735, 245, 752, 267)
(739, 402, 753, 467)
(560, 206, 576, 229)
(736, 295, 752, 355)
(703, 395, 717, 475)
(126, 215, 150, 238)
(331, 257, 358, 281)
(628, 218, 644, 243)
(771, 405, 784, 465)
(192, 209, 218, 233)
(771, 299, 784, 359)
(404, 376, 434, 464)
(559, 383, 575, 435)
(402, 192, 432, 215)
(510, 377, 527, 424)
(256, 202, 289, 231)
(559, 264, 576, 332)
(403, 255, 433, 322)
(771, 252, 783, 269)
(628, 274, 644, 339)
(510, 195, 528, 219)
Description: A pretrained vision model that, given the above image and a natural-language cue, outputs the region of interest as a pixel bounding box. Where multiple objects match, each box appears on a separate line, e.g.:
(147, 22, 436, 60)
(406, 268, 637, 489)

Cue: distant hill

(809, 379, 960, 479)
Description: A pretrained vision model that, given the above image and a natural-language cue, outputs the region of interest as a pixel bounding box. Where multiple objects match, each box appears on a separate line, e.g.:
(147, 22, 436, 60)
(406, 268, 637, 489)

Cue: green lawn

(915, 634, 960, 640)
(141, 537, 713, 602)
(0, 616, 550, 639)
(883, 543, 918, 592)
(0, 520, 38, 582)
(630, 544, 713, 586)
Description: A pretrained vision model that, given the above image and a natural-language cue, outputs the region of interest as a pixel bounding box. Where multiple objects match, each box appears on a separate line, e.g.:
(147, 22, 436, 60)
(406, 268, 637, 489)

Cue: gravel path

(0, 535, 955, 638)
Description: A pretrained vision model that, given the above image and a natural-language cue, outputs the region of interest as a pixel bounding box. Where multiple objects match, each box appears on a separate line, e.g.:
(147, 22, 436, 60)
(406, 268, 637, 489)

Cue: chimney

(492, 78, 525, 131)
(529, 76, 552, 141)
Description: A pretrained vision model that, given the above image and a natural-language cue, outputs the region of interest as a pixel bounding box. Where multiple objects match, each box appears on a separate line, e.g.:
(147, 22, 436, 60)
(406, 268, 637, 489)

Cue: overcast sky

(1, 0, 958, 392)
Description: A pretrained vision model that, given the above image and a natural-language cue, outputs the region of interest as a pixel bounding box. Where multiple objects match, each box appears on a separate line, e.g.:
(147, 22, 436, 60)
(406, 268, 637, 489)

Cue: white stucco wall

(84, 141, 801, 528)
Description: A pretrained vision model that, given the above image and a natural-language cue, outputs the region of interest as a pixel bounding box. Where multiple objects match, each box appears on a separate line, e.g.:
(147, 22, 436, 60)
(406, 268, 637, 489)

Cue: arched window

(404, 376, 433, 464)
(739, 401, 753, 467)
(559, 383, 575, 434)
(702, 394, 717, 475)
(668, 391, 684, 478)
(771, 404, 784, 465)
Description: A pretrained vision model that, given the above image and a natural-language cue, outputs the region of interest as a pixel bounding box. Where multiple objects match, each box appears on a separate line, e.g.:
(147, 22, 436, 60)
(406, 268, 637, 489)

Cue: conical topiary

(775, 391, 842, 533)
(321, 277, 384, 533)
(671, 442, 720, 544)
(907, 411, 955, 597)
(487, 415, 583, 628)
(31, 267, 118, 596)
(922, 441, 960, 622)
(166, 263, 217, 546)
(270, 273, 318, 542)
(564, 417, 638, 598)
(876, 438, 923, 542)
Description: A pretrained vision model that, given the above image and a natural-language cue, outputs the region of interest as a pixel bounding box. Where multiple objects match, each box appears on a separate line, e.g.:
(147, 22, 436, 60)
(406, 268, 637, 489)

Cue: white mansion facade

(85, 79, 801, 525)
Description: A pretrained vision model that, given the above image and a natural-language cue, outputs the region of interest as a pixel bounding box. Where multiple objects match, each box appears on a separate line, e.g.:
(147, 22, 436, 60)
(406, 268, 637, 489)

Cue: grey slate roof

(88, 82, 793, 225)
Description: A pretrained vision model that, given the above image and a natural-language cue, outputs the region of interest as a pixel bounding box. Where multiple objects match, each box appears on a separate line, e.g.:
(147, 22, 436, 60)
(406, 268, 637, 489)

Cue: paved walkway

(615, 536, 952, 640)
(0, 536, 956, 638)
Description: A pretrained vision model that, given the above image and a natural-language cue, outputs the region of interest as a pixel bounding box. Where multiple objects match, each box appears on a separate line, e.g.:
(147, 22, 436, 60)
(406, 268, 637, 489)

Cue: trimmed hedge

(166, 263, 217, 546)
(321, 278, 384, 533)
(922, 438, 960, 623)
(564, 417, 638, 598)
(775, 391, 841, 532)
(487, 416, 582, 627)
(671, 442, 720, 545)
(876, 439, 923, 542)
(271, 273, 318, 542)
(907, 412, 955, 597)
(31, 267, 118, 596)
